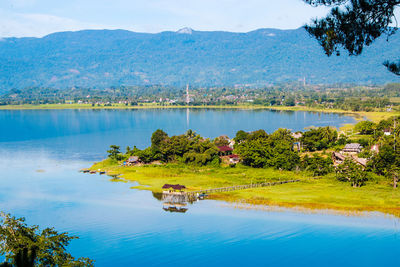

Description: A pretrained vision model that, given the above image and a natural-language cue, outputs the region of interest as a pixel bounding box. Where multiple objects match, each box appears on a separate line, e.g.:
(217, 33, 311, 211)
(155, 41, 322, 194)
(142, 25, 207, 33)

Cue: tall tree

(107, 145, 122, 160)
(0, 212, 93, 267)
(336, 158, 368, 187)
(304, 0, 400, 75)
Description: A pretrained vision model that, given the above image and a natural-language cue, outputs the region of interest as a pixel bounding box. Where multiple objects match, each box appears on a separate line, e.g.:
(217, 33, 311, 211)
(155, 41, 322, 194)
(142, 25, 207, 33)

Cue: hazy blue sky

(0, 0, 332, 37)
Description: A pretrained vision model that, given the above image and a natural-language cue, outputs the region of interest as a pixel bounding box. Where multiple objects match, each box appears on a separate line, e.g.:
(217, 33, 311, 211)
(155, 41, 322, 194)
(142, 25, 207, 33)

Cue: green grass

(214, 174, 400, 216)
(90, 160, 303, 191)
(90, 160, 400, 217)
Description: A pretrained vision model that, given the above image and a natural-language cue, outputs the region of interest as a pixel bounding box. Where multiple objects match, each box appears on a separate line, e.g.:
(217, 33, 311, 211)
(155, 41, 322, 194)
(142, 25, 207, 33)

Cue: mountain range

(0, 27, 399, 92)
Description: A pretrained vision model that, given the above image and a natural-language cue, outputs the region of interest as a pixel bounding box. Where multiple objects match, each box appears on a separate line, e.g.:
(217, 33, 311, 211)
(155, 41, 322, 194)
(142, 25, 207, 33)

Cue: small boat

(89, 170, 96, 174)
(82, 170, 90, 173)
(99, 171, 106, 175)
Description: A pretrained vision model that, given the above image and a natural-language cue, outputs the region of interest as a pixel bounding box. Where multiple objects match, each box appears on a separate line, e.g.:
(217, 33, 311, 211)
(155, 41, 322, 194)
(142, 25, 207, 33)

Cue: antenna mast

(186, 84, 190, 105)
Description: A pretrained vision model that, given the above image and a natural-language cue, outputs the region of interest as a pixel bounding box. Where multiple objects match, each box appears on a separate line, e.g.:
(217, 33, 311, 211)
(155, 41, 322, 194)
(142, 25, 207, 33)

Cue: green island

(89, 114, 400, 217)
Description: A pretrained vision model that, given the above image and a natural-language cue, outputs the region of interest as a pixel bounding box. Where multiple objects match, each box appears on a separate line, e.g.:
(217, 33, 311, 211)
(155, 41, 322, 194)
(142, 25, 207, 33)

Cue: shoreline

(89, 162, 400, 218)
(0, 103, 397, 122)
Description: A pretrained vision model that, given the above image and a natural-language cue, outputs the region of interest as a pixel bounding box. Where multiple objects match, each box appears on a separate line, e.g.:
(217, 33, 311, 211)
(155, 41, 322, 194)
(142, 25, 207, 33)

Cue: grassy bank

(90, 160, 400, 217)
(91, 159, 305, 191)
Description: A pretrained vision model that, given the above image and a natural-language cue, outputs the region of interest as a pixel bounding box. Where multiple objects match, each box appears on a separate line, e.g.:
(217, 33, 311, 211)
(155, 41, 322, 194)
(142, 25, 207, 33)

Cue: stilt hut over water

(162, 184, 186, 192)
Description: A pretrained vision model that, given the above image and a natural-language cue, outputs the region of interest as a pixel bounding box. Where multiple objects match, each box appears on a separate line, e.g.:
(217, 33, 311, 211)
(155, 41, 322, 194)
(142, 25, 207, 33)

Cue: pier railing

(185, 179, 301, 200)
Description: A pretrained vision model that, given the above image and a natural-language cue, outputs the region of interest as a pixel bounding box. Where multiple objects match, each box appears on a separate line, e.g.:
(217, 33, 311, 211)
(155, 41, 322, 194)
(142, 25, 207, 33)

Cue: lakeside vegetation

(0, 212, 93, 267)
(2, 84, 400, 126)
(1, 83, 400, 110)
(91, 115, 400, 216)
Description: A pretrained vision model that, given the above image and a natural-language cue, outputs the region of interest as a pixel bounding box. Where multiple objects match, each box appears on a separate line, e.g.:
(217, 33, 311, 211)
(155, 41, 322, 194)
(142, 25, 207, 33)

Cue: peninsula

(90, 116, 400, 217)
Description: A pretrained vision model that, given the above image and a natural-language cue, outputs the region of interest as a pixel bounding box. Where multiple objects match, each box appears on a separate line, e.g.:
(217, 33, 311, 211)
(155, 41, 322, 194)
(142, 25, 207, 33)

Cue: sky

(0, 0, 333, 37)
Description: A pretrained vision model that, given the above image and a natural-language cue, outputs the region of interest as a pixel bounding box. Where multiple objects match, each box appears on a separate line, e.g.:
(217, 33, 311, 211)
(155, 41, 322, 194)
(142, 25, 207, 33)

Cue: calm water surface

(1, 109, 399, 266)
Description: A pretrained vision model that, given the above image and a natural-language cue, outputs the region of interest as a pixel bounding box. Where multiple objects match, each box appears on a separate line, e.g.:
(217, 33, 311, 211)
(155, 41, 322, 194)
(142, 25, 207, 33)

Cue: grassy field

(90, 160, 400, 217)
(91, 159, 305, 191)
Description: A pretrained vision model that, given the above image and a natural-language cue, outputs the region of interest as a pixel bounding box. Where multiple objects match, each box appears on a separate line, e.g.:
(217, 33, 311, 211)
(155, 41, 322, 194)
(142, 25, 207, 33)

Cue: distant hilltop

(0, 27, 399, 92)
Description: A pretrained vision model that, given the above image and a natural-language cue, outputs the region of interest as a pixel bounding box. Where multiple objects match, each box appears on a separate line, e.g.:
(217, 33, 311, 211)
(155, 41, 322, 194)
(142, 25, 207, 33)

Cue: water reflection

(3, 110, 400, 266)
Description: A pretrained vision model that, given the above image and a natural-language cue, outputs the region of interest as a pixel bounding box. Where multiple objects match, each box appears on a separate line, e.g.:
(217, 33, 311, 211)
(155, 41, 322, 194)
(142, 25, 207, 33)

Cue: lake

(1, 108, 399, 266)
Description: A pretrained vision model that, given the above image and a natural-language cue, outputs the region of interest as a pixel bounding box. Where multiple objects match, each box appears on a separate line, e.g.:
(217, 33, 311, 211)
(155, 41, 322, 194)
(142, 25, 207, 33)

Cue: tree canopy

(304, 0, 400, 75)
(0, 212, 93, 267)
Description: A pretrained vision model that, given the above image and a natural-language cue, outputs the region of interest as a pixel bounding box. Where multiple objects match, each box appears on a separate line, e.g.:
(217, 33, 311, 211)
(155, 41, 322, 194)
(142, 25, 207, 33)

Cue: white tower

(186, 84, 190, 105)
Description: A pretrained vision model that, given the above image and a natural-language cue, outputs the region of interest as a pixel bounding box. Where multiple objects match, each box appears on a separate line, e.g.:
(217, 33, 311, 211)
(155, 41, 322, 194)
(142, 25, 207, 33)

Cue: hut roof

(162, 184, 186, 190)
(344, 143, 362, 149)
(353, 157, 368, 167)
(128, 156, 139, 162)
(291, 132, 303, 139)
(218, 145, 233, 152)
(332, 152, 345, 161)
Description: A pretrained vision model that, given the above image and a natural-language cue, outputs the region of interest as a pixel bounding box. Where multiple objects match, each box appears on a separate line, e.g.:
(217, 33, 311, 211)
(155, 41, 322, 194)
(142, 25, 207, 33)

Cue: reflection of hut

(218, 146, 233, 156)
(162, 202, 188, 213)
(342, 143, 363, 154)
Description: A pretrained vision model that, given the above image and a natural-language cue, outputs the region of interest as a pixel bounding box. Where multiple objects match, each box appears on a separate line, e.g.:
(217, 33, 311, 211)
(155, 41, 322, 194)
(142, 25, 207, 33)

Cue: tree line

(107, 116, 400, 188)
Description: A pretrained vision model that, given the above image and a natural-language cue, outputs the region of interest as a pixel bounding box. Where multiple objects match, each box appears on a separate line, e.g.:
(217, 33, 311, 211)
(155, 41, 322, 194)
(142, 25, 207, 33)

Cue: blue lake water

(1, 108, 399, 266)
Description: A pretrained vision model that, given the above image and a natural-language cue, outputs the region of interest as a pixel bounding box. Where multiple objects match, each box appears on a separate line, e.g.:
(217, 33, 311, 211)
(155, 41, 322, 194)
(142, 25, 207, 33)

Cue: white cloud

(0, 11, 108, 37)
(0, 0, 333, 37)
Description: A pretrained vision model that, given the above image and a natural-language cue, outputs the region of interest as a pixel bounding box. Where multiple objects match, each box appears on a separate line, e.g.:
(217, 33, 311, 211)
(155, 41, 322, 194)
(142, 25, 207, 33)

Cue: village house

(332, 152, 345, 165)
(342, 143, 363, 154)
(332, 152, 368, 167)
(384, 128, 392, 136)
(352, 156, 368, 168)
(291, 132, 303, 151)
(125, 156, 140, 166)
(218, 145, 233, 156)
(291, 132, 303, 139)
(228, 154, 240, 164)
(162, 184, 186, 192)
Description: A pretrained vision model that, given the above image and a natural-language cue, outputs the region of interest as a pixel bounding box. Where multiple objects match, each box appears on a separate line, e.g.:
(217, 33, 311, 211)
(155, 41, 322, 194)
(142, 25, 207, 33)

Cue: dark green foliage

(386, 165, 400, 188)
(235, 128, 300, 170)
(336, 133, 349, 145)
(301, 155, 334, 176)
(0, 212, 93, 267)
(129, 130, 219, 166)
(233, 130, 249, 144)
(369, 144, 397, 175)
(235, 138, 270, 168)
(213, 136, 230, 146)
(336, 158, 368, 187)
(151, 129, 168, 150)
(1, 27, 400, 92)
(355, 120, 376, 135)
(107, 145, 122, 160)
(301, 127, 338, 151)
(284, 97, 296, 106)
(304, 0, 400, 75)
(136, 147, 157, 163)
